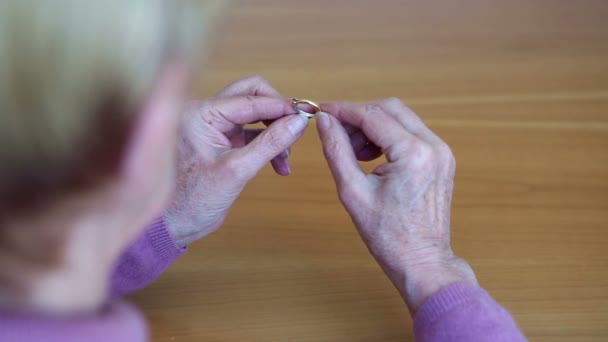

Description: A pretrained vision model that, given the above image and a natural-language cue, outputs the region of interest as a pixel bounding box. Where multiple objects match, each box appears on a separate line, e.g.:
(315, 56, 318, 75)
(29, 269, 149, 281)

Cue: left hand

(316, 99, 477, 313)
(165, 76, 309, 246)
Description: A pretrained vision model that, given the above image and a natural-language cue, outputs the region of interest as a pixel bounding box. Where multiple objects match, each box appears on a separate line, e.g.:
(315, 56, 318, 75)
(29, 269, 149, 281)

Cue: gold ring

(292, 98, 321, 118)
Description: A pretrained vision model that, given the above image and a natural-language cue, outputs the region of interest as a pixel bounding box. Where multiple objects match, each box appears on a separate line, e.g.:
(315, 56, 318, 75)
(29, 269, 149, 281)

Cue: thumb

(315, 112, 365, 189)
(233, 114, 309, 180)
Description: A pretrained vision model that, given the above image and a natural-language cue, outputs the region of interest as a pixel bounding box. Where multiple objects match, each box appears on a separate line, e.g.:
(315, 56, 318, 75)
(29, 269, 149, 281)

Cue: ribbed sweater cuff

(414, 283, 489, 333)
(145, 216, 186, 263)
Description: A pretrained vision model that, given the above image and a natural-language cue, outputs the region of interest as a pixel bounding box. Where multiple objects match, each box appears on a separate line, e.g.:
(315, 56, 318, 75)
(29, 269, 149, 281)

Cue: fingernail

(287, 114, 309, 135)
(316, 112, 330, 129)
(279, 149, 289, 159)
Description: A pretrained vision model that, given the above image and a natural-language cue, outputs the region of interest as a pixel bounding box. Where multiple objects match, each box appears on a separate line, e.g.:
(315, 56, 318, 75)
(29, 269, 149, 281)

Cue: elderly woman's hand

(165, 77, 308, 247)
(316, 99, 478, 314)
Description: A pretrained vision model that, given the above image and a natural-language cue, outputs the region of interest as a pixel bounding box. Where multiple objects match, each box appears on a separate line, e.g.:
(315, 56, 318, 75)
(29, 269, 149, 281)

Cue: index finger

(201, 96, 296, 131)
(321, 102, 416, 152)
(215, 75, 282, 98)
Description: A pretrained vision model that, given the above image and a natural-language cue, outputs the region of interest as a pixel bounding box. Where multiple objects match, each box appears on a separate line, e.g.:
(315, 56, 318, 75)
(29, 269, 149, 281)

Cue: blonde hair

(0, 1, 220, 270)
(0, 1, 220, 212)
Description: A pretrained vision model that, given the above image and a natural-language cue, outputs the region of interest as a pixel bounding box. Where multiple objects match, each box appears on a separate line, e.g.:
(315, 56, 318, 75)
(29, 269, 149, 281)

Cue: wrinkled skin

(316, 99, 477, 313)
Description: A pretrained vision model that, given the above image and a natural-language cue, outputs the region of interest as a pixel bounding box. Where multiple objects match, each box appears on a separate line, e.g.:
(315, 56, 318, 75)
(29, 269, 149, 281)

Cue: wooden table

(130, 1, 608, 340)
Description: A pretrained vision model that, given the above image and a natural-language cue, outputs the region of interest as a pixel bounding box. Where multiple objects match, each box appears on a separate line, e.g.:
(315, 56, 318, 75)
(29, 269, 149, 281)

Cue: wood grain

(130, 1, 608, 341)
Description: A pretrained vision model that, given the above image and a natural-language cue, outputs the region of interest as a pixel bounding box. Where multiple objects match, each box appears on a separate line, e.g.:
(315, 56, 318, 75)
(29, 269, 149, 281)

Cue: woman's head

(0, 0, 223, 313)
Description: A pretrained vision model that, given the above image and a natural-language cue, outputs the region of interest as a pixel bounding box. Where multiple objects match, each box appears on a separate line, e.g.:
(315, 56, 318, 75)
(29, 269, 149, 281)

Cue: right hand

(316, 98, 478, 314)
(165, 76, 309, 247)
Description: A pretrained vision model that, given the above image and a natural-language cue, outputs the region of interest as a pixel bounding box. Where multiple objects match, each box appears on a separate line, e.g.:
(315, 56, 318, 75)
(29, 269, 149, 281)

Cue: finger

(322, 101, 419, 162)
(342, 123, 359, 135)
(322, 101, 409, 148)
(278, 147, 291, 160)
(215, 75, 282, 98)
(350, 130, 368, 154)
(315, 112, 365, 188)
(373, 98, 438, 142)
(245, 129, 291, 176)
(229, 114, 309, 180)
(271, 146, 292, 176)
(356, 144, 383, 162)
(203, 96, 295, 133)
(270, 156, 291, 176)
(348, 130, 382, 161)
(293, 102, 318, 116)
(244, 128, 263, 145)
(244, 129, 290, 158)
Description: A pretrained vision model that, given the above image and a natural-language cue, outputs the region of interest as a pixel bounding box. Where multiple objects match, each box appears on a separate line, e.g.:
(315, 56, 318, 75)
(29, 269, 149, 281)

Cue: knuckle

(360, 113, 378, 130)
(233, 75, 267, 88)
(242, 95, 261, 113)
(403, 141, 435, 169)
(244, 94, 257, 103)
(407, 140, 456, 173)
(381, 97, 404, 109)
(247, 75, 268, 84)
(204, 105, 226, 127)
(449, 153, 457, 173)
(263, 128, 286, 151)
(365, 103, 384, 114)
(436, 141, 454, 158)
(436, 141, 456, 171)
(417, 142, 435, 163)
(323, 137, 342, 159)
(247, 75, 274, 95)
(366, 98, 407, 117)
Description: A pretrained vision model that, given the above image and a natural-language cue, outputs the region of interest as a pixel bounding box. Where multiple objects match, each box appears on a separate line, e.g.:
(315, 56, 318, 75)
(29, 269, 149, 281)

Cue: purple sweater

(0, 218, 526, 341)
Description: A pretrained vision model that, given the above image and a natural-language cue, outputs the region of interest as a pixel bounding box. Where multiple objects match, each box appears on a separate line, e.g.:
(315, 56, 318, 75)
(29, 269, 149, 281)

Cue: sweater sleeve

(0, 301, 148, 342)
(109, 217, 186, 298)
(413, 283, 527, 342)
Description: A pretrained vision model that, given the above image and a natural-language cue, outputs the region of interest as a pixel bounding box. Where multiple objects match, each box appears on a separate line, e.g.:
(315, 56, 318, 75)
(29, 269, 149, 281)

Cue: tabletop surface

(130, 1, 608, 341)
